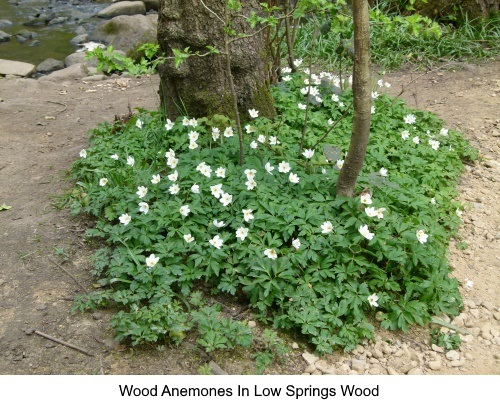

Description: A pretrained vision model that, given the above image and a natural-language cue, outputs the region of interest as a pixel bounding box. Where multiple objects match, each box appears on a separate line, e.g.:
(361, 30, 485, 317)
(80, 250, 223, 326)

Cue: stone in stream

(0, 31, 11, 42)
(0, 20, 13, 28)
(97, 1, 146, 19)
(47, 17, 68, 26)
(36, 58, 65, 74)
(70, 34, 89, 46)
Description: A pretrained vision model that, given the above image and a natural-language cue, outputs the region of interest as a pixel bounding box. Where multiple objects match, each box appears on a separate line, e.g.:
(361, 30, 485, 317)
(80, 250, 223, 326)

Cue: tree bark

(157, 0, 276, 120)
(336, 0, 371, 198)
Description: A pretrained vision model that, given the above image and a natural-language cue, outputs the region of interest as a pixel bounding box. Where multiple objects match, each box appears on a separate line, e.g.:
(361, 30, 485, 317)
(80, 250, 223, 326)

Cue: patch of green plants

(430, 328, 461, 351)
(69, 66, 477, 354)
(85, 43, 166, 76)
(294, 7, 499, 69)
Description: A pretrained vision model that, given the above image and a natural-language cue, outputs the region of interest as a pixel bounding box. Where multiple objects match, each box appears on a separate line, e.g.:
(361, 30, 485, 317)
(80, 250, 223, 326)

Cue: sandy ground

(0, 60, 498, 374)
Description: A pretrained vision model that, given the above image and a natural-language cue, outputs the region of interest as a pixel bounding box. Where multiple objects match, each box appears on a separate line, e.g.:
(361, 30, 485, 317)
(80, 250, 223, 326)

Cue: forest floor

(0, 59, 498, 375)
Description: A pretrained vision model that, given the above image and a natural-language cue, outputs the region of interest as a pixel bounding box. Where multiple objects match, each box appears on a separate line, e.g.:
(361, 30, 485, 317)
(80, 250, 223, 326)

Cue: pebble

(450, 359, 466, 367)
(445, 350, 461, 361)
(248, 320, 256, 328)
(466, 299, 477, 309)
(372, 348, 383, 359)
(407, 368, 423, 375)
(387, 367, 399, 375)
(369, 366, 382, 375)
(351, 359, 366, 373)
(432, 344, 444, 353)
(315, 360, 336, 374)
(311, 370, 322, 375)
(482, 301, 495, 311)
(291, 342, 299, 349)
(302, 351, 318, 366)
(470, 308, 481, 319)
(428, 360, 442, 370)
(304, 364, 317, 373)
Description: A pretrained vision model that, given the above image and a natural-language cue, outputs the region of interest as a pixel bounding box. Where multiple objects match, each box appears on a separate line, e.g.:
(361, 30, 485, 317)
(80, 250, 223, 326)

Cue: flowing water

(0, 0, 103, 65)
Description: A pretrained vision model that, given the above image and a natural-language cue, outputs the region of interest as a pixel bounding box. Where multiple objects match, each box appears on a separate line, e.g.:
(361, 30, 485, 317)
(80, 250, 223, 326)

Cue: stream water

(0, 0, 104, 65)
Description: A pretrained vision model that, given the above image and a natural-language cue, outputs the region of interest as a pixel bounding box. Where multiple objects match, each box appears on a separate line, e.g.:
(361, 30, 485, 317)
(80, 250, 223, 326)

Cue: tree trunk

(157, 0, 276, 120)
(336, 0, 371, 198)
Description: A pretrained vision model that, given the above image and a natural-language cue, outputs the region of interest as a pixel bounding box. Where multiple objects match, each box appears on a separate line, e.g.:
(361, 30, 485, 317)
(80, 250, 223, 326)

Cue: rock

(451, 314, 467, 328)
(0, 30, 11, 42)
(302, 351, 318, 366)
(450, 359, 466, 367)
(407, 368, 423, 375)
(291, 342, 299, 350)
(36, 58, 65, 74)
(428, 360, 442, 370)
(47, 17, 68, 26)
(482, 301, 495, 311)
(304, 364, 316, 373)
(369, 366, 382, 375)
(23, 13, 56, 27)
(465, 299, 477, 309)
(470, 308, 481, 319)
(372, 348, 383, 359)
(97, 1, 146, 19)
(445, 350, 460, 361)
(38, 63, 88, 82)
(0, 59, 36, 77)
(65, 52, 102, 69)
(75, 26, 87, 36)
(15, 29, 36, 41)
(351, 358, 366, 373)
(311, 370, 323, 375)
(29, 40, 40, 47)
(91, 312, 102, 320)
(70, 34, 89, 46)
(431, 344, 445, 353)
(0, 19, 13, 28)
(91, 14, 157, 56)
(315, 360, 335, 374)
(387, 367, 399, 375)
(248, 321, 256, 328)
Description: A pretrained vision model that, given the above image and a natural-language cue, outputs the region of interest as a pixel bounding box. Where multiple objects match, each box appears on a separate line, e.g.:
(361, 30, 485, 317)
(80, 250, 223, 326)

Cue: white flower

(289, 173, 300, 184)
(365, 207, 378, 217)
(243, 208, 254, 222)
(212, 127, 220, 141)
(429, 139, 440, 150)
(139, 202, 149, 214)
(165, 119, 174, 131)
(165, 148, 176, 159)
(282, 67, 292, 74)
(404, 114, 416, 125)
(336, 159, 344, 169)
(191, 184, 200, 194)
(292, 238, 301, 250)
(188, 131, 199, 142)
(265, 162, 274, 174)
(136, 118, 142, 129)
(249, 109, 259, 118)
(359, 225, 374, 240)
(168, 171, 178, 182)
(136, 186, 148, 198)
(245, 124, 255, 134)
(368, 293, 379, 307)
(464, 278, 474, 290)
(169, 183, 180, 195)
(110, 154, 119, 160)
(99, 178, 108, 186)
(189, 141, 198, 150)
(283, 75, 292, 82)
(167, 157, 179, 169)
(379, 167, 388, 177)
(298, 103, 307, 110)
(223, 127, 234, 137)
(401, 130, 410, 140)
(293, 59, 302, 67)
(278, 161, 291, 173)
(236, 227, 249, 241)
(412, 136, 420, 145)
(416, 229, 428, 244)
(376, 208, 386, 219)
(200, 165, 212, 177)
(331, 94, 339, 102)
(456, 208, 463, 217)
(151, 174, 161, 184)
(430, 198, 436, 205)
(327, 119, 334, 126)
(269, 136, 280, 145)
(209, 235, 224, 249)
(213, 219, 225, 228)
(184, 234, 195, 243)
(360, 193, 372, 205)
(377, 79, 383, 87)
(440, 128, 449, 136)
(302, 149, 315, 159)
(127, 156, 135, 166)
(321, 168, 327, 174)
(219, 192, 233, 206)
(182, 117, 190, 126)
(179, 205, 190, 217)
(215, 167, 226, 178)
(371, 106, 376, 114)
(371, 91, 379, 100)
(145, 253, 159, 268)
(119, 213, 131, 225)
(245, 179, 257, 190)
(384, 82, 391, 88)
(264, 248, 278, 260)
(338, 101, 345, 108)
(189, 118, 198, 127)
(321, 221, 333, 234)
(250, 140, 258, 149)
(244, 169, 257, 179)
(210, 184, 223, 198)
(257, 134, 266, 143)
(79, 149, 87, 158)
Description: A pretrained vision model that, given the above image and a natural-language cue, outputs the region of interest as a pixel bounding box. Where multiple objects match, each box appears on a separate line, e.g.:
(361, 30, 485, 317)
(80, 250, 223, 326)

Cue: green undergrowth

(69, 67, 477, 356)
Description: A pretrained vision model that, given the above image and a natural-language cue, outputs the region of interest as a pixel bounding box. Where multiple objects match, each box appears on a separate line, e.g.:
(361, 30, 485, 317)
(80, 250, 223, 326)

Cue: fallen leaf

(0, 204, 12, 211)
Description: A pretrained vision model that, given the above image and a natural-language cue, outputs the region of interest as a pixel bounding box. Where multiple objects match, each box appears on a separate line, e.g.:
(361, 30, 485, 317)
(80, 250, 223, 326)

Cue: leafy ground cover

(68, 65, 477, 358)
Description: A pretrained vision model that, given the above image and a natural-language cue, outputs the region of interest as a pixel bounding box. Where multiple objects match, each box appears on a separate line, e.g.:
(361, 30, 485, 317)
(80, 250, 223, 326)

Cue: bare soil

(0, 60, 498, 375)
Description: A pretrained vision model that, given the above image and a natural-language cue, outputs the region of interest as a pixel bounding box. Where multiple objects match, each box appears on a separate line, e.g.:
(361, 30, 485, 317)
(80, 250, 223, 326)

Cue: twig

(395, 63, 452, 98)
(34, 330, 93, 356)
(47, 256, 89, 294)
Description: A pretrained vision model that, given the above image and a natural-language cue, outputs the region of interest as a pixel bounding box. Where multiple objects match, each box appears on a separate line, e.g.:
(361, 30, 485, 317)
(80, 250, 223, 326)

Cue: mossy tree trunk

(157, 0, 276, 121)
(336, 0, 371, 198)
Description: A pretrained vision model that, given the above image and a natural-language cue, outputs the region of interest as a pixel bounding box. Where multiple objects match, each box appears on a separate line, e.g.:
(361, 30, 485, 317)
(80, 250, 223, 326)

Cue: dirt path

(0, 61, 498, 375)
